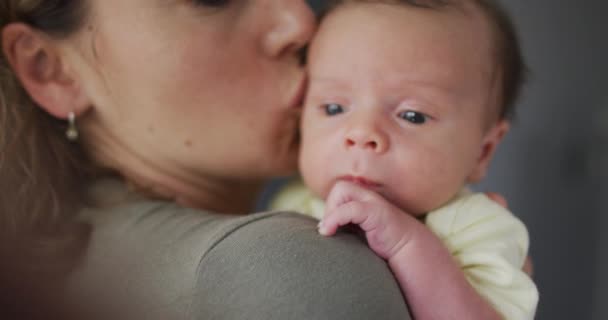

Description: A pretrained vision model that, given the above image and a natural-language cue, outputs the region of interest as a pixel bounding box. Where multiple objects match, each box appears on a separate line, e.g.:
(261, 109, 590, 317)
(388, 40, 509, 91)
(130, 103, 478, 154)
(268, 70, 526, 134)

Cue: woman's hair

(0, 0, 97, 317)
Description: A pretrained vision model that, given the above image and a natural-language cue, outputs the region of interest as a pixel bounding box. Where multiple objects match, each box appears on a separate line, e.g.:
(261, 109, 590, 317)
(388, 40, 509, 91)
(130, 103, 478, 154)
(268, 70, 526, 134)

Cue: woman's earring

(66, 111, 79, 141)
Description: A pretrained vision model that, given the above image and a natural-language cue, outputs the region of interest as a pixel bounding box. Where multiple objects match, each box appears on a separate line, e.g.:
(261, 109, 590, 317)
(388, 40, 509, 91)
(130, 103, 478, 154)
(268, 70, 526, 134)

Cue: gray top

(66, 179, 411, 319)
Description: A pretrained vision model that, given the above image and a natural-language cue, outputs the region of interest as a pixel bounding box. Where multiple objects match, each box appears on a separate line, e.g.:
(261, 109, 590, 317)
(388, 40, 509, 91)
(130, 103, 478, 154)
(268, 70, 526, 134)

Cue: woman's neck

(127, 172, 266, 214)
(173, 178, 265, 214)
(83, 122, 268, 214)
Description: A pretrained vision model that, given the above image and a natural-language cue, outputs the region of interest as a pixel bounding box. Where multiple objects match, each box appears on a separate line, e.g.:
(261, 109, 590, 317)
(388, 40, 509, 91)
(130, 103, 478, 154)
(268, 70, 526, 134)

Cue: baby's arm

(318, 181, 502, 320)
(425, 193, 538, 319)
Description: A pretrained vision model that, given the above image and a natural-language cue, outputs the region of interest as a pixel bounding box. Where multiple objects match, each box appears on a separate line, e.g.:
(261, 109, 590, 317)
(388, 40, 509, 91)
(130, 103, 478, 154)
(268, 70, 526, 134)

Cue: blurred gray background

(473, 2, 607, 319)
(295, 1, 607, 319)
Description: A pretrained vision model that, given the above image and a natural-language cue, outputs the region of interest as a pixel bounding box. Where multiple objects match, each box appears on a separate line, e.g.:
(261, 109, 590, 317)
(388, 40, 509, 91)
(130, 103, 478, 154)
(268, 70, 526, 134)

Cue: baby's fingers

(485, 192, 508, 208)
(325, 180, 383, 212)
(318, 201, 371, 236)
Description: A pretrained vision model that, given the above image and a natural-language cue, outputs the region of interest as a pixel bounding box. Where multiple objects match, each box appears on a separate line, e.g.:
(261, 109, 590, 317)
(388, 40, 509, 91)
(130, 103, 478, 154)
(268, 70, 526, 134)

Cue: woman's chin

(271, 131, 301, 176)
(273, 155, 300, 177)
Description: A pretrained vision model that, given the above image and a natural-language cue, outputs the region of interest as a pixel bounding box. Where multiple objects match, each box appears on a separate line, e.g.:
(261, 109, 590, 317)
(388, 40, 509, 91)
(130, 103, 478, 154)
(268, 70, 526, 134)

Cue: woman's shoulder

(67, 179, 410, 320)
(192, 212, 411, 320)
(68, 178, 301, 318)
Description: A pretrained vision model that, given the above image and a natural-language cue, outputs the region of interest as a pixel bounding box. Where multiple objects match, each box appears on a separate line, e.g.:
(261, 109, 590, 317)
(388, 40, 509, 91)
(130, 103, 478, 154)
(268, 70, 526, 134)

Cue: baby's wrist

(388, 224, 444, 267)
(387, 222, 426, 262)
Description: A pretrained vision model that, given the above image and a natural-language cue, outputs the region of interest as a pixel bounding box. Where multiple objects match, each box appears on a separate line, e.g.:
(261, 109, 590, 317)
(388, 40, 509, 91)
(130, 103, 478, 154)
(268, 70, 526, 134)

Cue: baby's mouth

(339, 175, 382, 189)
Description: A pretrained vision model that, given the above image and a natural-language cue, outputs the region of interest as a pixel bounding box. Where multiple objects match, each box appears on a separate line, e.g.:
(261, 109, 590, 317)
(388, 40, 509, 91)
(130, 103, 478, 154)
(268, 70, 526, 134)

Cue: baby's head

(299, 0, 525, 215)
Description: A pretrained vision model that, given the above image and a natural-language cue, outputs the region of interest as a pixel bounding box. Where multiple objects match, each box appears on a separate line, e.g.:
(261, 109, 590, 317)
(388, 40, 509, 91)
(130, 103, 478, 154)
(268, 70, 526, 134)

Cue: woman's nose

(344, 125, 389, 154)
(262, 0, 316, 58)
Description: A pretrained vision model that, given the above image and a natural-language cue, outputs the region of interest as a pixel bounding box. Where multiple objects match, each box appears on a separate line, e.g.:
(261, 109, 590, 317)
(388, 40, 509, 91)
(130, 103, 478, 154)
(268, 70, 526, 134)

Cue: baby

(272, 0, 538, 319)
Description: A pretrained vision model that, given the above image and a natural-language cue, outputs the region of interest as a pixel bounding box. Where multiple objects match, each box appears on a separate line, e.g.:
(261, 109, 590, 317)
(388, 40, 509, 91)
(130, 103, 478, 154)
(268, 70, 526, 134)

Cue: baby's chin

(316, 173, 462, 216)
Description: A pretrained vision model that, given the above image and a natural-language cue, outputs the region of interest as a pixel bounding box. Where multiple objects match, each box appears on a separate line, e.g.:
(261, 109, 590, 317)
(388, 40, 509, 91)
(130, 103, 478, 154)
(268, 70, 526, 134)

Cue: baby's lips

(337, 175, 382, 190)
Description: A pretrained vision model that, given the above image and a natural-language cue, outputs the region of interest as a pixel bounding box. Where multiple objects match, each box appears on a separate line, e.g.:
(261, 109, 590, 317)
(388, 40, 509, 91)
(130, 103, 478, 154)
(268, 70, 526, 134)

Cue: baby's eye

(323, 103, 344, 116)
(398, 110, 428, 124)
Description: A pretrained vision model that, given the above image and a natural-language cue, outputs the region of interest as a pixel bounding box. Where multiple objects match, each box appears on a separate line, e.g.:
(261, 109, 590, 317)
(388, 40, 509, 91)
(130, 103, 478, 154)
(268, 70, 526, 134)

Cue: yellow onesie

(271, 179, 539, 320)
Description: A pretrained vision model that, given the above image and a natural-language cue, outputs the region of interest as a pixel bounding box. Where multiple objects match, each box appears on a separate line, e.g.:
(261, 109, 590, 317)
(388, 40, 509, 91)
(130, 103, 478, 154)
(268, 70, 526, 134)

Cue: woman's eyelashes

(397, 110, 429, 125)
(191, 0, 230, 7)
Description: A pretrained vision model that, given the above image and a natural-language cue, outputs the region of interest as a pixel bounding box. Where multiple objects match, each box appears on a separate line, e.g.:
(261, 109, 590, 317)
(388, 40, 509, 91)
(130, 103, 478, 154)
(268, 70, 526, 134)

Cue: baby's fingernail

(317, 222, 330, 236)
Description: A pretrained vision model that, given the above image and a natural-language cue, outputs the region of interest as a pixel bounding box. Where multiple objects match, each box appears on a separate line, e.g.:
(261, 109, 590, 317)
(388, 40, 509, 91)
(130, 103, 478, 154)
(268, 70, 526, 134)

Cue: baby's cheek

(298, 145, 330, 199)
(416, 159, 467, 211)
(391, 150, 454, 214)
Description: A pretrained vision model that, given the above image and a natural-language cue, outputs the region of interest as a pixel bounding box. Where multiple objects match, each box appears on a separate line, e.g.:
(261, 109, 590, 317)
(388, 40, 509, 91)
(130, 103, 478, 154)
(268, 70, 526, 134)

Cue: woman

(0, 1, 411, 319)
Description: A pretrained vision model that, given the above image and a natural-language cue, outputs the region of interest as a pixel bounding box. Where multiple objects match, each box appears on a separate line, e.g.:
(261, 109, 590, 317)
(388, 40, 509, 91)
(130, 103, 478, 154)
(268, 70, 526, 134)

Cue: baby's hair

(322, 0, 527, 121)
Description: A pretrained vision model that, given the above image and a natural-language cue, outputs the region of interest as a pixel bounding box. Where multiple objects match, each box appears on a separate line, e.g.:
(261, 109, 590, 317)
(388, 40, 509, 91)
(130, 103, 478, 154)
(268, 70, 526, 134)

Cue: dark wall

(475, 1, 607, 319)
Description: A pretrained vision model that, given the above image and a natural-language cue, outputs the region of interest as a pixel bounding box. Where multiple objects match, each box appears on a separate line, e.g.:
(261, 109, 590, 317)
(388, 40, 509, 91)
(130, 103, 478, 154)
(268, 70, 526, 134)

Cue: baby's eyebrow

(381, 74, 454, 92)
(308, 75, 462, 107)
(387, 77, 464, 101)
(308, 77, 353, 90)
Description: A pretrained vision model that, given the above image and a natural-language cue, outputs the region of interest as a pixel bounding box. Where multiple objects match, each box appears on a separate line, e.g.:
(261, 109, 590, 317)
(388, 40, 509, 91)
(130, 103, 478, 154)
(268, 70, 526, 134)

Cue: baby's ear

(2, 23, 90, 120)
(467, 120, 510, 183)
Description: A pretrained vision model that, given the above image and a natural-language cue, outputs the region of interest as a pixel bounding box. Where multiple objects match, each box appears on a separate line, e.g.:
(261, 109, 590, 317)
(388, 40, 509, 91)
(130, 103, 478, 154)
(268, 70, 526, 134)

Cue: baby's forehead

(314, 4, 497, 79)
(320, 0, 524, 122)
(314, 1, 503, 114)
(319, 1, 498, 55)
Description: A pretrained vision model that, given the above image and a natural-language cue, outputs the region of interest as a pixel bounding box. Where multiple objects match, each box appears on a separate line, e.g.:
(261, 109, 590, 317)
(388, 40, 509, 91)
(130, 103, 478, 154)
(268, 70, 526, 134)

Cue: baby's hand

(319, 181, 506, 320)
(317, 180, 425, 260)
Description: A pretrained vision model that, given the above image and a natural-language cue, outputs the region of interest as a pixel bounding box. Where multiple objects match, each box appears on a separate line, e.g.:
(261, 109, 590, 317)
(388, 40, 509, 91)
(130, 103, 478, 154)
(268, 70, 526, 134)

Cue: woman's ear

(467, 120, 510, 183)
(2, 23, 90, 119)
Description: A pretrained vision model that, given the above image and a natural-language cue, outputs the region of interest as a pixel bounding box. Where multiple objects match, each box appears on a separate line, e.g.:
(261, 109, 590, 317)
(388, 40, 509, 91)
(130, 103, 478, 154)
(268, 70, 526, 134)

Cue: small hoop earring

(66, 112, 79, 141)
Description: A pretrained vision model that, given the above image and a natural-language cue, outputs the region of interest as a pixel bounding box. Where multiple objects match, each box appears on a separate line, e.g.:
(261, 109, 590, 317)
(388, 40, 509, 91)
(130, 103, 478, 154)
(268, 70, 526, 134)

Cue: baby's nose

(344, 127, 388, 153)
